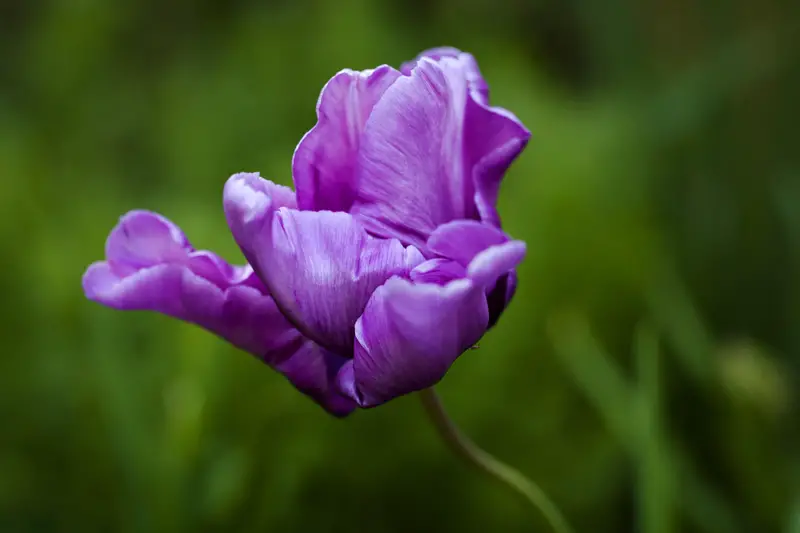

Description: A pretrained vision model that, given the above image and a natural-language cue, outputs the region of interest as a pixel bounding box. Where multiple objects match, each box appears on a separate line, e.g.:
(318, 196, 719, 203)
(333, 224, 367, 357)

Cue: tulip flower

(83, 47, 530, 415)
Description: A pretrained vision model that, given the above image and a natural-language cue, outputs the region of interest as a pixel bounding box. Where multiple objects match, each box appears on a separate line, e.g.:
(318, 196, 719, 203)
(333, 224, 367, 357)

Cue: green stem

(419, 388, 574, 533)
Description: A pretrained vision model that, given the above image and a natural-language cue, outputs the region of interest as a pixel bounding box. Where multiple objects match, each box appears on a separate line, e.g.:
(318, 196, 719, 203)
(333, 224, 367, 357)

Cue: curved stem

(419, 388, 574, 533)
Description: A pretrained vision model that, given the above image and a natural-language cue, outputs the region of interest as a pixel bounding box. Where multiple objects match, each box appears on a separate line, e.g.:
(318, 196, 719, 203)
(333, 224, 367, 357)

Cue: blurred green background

(1, 0, 798, 531)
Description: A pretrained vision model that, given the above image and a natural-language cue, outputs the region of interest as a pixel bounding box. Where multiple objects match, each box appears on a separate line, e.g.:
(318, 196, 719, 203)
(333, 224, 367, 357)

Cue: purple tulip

(82, 48, 530, 416)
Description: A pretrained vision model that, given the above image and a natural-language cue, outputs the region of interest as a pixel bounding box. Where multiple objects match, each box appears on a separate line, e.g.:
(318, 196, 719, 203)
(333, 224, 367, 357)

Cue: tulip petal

(225, 176, 424, 353)
(427, 219, 510, 266)
(271, 337, 356, 417)
(263, 209, 423, 353)
(349, 58, 471, 249)
(427, 220, 524, 325)
(339, 234, 525, 407)
(350, 57, 530, 249)
(292, 66, 402, 212)
(82, 210, 355, 416)
(409, 258, 466, 285)
(223, 172, 296, 265)
(467, 240, 527, 287)
(464, 95, 530, 228)
(337, 276, 488, 407)
(400, 46, 489, 103)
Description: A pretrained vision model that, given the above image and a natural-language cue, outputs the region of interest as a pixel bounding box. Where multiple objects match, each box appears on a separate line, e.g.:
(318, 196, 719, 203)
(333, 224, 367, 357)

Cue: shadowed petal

(428, 220, 525, 286)
(271, 337, 356, 417)
(82, 210, 355, 416)
(292, 66, 402, 212)
(428, 220, 525, 325)
(427, 220, 509, 265)
(409, 258, 466, 285)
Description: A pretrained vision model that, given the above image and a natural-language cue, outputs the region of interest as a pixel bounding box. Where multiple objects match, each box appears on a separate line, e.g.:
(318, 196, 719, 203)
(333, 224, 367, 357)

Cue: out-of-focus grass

(0, 0, 797, 532)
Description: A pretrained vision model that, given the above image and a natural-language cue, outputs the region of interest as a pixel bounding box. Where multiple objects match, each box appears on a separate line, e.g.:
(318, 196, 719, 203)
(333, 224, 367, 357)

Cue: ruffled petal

(223, 172, 296, 265)
(350, 56, 529, 249)
(82, 209, 355, 416)
(400, 46, 489, 104)
(292, 66, 402, 212)
(463, 94, 530, 228)
(349, 58, 472, 249)
(339, 235, 526, 407)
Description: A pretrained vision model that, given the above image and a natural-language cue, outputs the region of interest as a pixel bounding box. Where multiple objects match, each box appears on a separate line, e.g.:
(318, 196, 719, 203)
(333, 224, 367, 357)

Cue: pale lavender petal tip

(399, 46, 489, 102)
